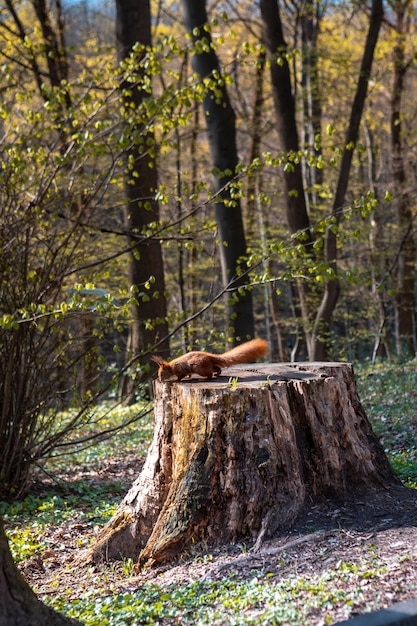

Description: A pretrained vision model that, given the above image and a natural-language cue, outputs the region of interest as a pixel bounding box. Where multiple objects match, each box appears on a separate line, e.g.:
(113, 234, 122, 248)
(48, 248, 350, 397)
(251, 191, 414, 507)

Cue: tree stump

(87, 362, 400, 568)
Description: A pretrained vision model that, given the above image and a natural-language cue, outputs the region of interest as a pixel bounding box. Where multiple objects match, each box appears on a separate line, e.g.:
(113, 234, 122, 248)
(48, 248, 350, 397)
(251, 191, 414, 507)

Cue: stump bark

(87, 362, 400, 567)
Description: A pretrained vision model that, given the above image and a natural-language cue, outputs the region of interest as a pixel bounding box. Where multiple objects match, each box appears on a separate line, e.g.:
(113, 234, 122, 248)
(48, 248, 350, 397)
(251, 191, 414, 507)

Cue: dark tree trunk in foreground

(116, 0, 169, 403)
(182, 0, 254, 342)
(86, 362, 399, 567)
(0, 519, 80, 626)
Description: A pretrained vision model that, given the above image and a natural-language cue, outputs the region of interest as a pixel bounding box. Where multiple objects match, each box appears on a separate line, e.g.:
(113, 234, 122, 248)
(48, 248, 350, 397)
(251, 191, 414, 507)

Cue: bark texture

(87, 362, 399, 568)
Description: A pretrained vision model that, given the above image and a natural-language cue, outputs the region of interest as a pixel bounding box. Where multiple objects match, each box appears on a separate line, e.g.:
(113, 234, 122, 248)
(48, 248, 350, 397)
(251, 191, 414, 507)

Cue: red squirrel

(151, 338, 268, 381)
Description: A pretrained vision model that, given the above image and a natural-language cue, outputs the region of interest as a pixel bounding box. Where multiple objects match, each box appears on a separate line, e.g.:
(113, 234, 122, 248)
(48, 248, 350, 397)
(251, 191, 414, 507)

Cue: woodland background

(1, 0, 417, 497)
(1, 2, 417, 624)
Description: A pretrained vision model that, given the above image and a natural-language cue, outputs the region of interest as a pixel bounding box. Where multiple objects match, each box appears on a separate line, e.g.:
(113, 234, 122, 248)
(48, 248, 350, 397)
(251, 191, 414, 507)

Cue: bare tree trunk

(187, 103, 200, 347)
(259, 0, 311, 235)
(390, 1, 416, 357)
(259, 0, 314, 357)
(246, 50, 266, 239)
(245, 50, 289, 358)
(182, 0, 254, 343)
(300, 0, 323, 207)
(312, 0, 384, 360)
(116, 0, 169, 403)
(86, 362, 399, 567)
(32, 0, 69, 90)
(363, 122, 391, 362)
(0, 519, 81, 626)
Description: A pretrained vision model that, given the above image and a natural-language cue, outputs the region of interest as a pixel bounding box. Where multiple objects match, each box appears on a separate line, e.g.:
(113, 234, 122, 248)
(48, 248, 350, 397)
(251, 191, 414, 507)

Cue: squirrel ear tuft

(151, 355, 165, 366)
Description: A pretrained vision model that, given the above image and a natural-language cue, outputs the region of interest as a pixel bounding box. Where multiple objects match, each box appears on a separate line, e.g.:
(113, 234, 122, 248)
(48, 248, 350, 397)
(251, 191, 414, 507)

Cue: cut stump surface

(87, 362, 400, 567)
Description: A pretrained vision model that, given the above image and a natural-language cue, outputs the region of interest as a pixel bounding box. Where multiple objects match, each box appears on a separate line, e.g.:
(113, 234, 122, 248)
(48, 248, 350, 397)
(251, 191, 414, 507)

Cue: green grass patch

(356, 359, 417, 488)
(1, 487, 120, 563)
(47, 562, 386, 625)
(1, 486, 121, 524)
(1, 401, 154, 563)
(45, 401, 154, 471)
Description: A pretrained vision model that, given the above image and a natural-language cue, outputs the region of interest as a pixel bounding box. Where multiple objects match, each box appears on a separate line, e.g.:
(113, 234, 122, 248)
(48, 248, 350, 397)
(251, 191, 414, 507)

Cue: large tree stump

(87, 362, 400, 567)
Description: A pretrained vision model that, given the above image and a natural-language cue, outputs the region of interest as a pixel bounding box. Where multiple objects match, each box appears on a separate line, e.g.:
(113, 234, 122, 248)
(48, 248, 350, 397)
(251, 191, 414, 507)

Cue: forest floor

(21, 455, 417, 625)
(2, 362, 417, 624)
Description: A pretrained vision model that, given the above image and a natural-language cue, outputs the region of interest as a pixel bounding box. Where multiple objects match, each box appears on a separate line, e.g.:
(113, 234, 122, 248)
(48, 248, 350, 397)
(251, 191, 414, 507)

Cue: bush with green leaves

(0, 41, 149, 498)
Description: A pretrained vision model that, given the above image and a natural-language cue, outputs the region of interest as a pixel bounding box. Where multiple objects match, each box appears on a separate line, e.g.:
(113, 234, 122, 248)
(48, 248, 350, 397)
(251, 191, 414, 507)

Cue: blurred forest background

(1, 0, 417, 497)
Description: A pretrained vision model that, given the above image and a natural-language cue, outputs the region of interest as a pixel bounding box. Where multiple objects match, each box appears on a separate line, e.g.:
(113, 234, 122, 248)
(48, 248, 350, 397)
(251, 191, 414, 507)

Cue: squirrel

(151, 338, 268, 381)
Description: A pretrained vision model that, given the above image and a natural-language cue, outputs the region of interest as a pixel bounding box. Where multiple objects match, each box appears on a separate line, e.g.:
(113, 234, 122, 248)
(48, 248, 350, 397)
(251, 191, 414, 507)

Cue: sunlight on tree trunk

(363, 122, 391, 362)
(300, 0, 323, 208)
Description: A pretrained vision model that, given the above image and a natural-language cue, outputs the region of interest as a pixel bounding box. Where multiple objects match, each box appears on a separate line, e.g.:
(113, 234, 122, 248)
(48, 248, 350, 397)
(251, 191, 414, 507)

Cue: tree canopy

(1, 0, 417, 493)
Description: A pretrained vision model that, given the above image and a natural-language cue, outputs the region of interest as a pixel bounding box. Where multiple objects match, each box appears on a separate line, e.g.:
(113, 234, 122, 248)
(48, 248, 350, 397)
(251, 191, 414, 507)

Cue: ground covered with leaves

(1, 361, 417, 625)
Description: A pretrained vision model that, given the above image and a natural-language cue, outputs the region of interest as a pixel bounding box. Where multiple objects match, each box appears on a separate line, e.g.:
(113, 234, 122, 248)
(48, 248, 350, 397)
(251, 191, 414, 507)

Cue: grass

(44, 401, 155, 470)
(47, 565, 387, 625)
(1, 361, 417, 625)
(1, 401, 154, 564)
(356, 359, 417, 489)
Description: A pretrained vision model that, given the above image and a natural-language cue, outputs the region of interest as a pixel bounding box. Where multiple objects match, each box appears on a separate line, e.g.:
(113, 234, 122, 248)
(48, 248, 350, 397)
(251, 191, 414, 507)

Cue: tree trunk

(312, 0, 384, 360)
(246, 49, 266, 241)
(182, 0, 254, 342)
(363, 122, 391, 362)
(259, 0, 314, 357)
(244, 51, 289, 359)
(86, 362, 399, 567)
(259, 0, 311, 235)
(390, 2, 416, 357)
(116, 0, 169, 403)
(0, 519, 80, 626)
(32, 0, 69, 94)
(300, 0, 323, 208)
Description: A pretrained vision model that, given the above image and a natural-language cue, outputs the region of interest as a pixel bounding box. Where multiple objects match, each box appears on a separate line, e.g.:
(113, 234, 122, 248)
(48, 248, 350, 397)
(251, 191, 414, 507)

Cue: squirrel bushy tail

(213, 338, 268, 367)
